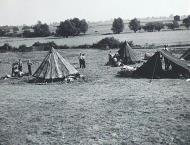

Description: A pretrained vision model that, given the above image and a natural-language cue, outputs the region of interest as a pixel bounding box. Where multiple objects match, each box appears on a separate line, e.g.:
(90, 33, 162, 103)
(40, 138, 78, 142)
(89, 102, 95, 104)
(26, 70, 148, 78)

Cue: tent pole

(150, 53, 159, 83)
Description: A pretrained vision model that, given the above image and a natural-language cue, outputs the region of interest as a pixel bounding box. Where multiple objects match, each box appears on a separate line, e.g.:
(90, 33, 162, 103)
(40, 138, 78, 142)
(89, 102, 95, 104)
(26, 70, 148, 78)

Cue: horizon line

(0, 14, 189, 26)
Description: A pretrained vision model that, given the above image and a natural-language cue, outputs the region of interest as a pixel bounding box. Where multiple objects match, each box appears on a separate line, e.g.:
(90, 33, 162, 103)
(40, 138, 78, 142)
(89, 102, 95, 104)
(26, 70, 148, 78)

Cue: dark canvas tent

(133, 51, 163, 78)
(180, 48, 190, 61)
(131, 50, 190, 78)
(33, 48, 79, 81)
(118, 41, 139, 64)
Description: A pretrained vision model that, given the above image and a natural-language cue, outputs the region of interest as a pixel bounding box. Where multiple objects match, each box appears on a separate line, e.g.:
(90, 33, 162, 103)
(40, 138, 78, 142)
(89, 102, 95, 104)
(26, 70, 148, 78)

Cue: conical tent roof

(118, 41, 138, 64)
(33, 48, 79, 80)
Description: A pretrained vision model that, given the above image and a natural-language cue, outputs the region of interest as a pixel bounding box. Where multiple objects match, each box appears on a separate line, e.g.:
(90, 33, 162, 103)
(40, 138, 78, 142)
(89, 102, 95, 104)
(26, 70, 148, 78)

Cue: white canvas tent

(33, 48, 79, 80)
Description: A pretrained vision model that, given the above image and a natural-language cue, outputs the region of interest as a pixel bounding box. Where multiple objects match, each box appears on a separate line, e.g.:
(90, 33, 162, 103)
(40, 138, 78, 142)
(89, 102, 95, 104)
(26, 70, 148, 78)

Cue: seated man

(14, 68, 19, 77)
(18, 71, 24, 77)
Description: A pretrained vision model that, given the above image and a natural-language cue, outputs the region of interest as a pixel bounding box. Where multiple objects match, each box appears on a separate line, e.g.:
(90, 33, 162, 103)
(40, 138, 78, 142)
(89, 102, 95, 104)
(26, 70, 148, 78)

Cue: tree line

(111, 15, 190, 34)
(0, 15, 190, 37)
(0, 18, 88, 38)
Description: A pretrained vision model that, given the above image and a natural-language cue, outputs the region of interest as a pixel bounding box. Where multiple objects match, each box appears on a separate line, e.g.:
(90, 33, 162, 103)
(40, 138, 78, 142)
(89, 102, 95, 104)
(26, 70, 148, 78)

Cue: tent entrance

(133, 50, 190, 78)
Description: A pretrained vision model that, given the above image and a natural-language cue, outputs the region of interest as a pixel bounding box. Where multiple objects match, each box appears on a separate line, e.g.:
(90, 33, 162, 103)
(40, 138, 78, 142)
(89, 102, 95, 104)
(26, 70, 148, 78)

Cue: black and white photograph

(0, 0, 190, 144)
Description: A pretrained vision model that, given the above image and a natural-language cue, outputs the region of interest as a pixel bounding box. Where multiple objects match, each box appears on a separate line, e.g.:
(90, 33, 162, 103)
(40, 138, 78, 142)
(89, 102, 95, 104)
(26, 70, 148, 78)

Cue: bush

(32, 41, 71, 50)
(0, 43, 17, 52)
(32, 41, 58, 51)
(92, 37, 121, 49)
(23, 30, 35, 37)
(143, 22, 164, 32)
(166, 21, 179, 30)
(18, 44, 33, 52)
(59, 45, 70, 49)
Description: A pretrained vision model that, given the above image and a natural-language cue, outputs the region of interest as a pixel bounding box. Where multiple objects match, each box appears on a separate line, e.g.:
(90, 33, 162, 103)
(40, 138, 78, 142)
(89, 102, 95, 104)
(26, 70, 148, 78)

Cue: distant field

(87, 19, 176, 35)
(0, 49, 190, 144)
(0, 30, 190, 48)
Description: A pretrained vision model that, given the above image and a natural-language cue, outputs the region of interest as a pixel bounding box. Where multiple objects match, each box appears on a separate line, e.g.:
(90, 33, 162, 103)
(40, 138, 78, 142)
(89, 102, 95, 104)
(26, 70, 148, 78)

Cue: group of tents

(32, 41, 141, 83)
(33, 42, 190, 82)
(112, 42, 190, 78)
(5, 42, 189, 83)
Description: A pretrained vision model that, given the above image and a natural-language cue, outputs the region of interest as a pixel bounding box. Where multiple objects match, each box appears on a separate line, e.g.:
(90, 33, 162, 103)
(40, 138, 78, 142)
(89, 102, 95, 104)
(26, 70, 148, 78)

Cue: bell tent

(118, 41, 139, 64)
(106, 41, 139, 66)
(33, 47, 79, 81)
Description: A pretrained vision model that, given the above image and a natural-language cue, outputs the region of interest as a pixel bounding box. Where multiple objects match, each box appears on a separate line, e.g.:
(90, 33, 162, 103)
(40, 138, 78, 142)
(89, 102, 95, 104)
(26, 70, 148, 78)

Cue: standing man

(81, 54, 86, 68)
(27, 59, 32, 75)
(79, 53, 82, 68)
(108, 51, 112, 62)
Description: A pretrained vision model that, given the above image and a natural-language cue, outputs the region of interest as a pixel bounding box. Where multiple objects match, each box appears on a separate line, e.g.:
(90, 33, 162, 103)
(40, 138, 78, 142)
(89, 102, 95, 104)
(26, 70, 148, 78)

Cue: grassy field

(0, 30, 190, 48)
(0, 48, 190, 144)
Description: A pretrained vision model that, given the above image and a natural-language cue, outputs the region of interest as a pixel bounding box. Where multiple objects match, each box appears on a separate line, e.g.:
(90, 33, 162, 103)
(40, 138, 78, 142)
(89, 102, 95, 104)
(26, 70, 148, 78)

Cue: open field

(0, 48, 190, 144)
(87, 19, 185, 35)
(0, 30, 190, 48)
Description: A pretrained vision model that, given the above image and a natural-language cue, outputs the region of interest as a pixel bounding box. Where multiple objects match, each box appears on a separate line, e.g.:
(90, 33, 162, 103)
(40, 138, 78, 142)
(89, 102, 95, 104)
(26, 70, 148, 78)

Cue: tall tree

(12, 26, 19, 33)
(0, 28, 5, 36)
(70, 18, 81, 35)
(174, 15, 180, 21)
(80, 19, 88, 34)
(183, 16, 190, 29)
(56, 20, 76, 37)
(143, 22, 164, 32)
(33, 21, 50, 37)
(129, 18, 141, 33)
(56, 18, 88, 37)
(111, 18, 124, 34)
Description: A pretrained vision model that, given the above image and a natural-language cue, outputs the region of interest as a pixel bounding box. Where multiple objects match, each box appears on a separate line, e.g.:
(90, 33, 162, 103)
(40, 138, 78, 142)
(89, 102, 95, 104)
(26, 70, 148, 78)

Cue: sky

(0, 0, 189, 25)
